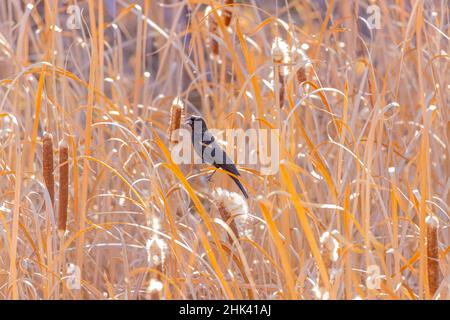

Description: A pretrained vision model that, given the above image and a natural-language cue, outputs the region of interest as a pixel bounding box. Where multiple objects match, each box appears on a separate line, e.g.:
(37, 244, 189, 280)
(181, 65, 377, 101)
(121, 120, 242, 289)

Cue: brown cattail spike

(223, 0, 233, 27)
(278, 69, 285, 108)
(58, 139, 69, 236)
(426, 215, 440, 297)
(271, 38, 289, 110)
(205, 6, 219, 56)
(296, 66, 307, 84)
(168, 98, 184, 146)
(43, 133, 55, 205)
(292, 45, 311, 85)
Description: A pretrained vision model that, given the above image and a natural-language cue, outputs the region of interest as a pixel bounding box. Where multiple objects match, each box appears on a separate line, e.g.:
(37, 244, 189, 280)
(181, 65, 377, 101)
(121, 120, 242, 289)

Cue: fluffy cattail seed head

(292, 46, 311, 84)
(213, 188, 250, 239)
(315, 230, 340, 297)
(146, 217, 168, 268)
(320, 230, 340, 269)
(146, 278, 163, 300)
(271, 37, 288, 64)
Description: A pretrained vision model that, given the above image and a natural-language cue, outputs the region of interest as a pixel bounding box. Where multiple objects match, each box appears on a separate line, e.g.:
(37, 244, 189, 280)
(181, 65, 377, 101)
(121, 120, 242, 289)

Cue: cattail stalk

(43, 133, 55, 205)
(168, 98, 184, 146)
(58, 139, 69, 236)
(426, 215, 440, 297)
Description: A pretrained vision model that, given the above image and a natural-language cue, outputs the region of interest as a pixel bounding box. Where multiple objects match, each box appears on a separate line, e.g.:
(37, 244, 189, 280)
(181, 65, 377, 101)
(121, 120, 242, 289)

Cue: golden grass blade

(280, 165, 331, 290)
(259, 201, 297, 299)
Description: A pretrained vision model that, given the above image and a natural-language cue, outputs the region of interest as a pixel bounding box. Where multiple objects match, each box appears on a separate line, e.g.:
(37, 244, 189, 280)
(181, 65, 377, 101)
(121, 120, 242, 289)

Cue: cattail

(145, 217, 167, 300)
(146, 236, 168, 268)
(213, 188, 250, 240)
(292, 45, 311, 85)
(146, 278, 163, 300)
(58, 139, 69, 236)
(320, 231, 340, 264)
(206, 6, 220, 56)
(312, 230, 340, 300)
(42, 133, 55, 206)
(426, 215, 440, 297)
(146, 217, 168, 268)
(210, 30, 219, 56)
(168, 97, 184, 146)
(271, 38, 287, 64)
(320, 230, 340, 282)
(272, 38, 289, 109)
(278, 69, 285, 108)
(296, 66, 307, 84)
(312, 283, 330, 300)
(223, 0, 233, 27)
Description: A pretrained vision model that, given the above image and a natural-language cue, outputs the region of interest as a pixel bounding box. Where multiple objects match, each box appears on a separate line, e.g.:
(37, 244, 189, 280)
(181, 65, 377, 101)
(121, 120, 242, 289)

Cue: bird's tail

(231, 175, 249, 199)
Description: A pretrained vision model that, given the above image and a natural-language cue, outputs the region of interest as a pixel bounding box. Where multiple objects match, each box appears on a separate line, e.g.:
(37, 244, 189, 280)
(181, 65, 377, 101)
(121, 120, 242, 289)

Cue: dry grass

(0, 0, 448, 300)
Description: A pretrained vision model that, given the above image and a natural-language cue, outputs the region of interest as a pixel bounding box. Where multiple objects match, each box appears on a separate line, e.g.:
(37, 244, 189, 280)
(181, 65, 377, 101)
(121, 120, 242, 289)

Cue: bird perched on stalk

(186, 115, 249, 198)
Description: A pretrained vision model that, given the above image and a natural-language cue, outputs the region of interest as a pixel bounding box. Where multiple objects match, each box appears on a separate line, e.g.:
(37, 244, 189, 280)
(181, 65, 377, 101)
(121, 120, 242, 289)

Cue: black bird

(186, 115, 249, 198)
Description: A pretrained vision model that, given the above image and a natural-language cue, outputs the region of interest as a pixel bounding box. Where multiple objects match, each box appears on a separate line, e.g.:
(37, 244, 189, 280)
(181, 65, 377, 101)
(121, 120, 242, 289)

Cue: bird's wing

(202, 140, 222, 165)
(197, 128, 237, 170)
